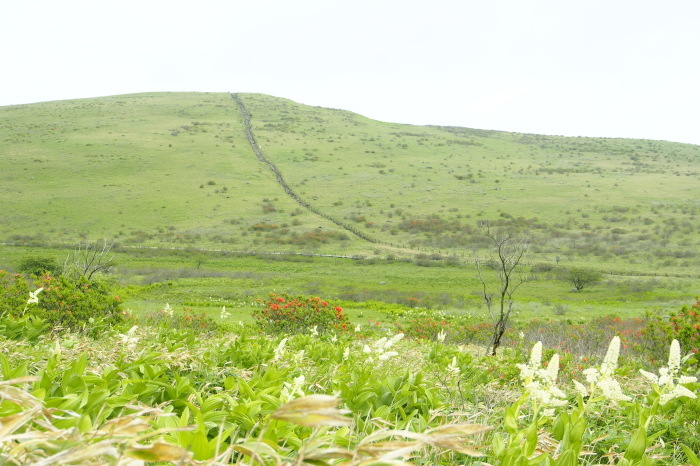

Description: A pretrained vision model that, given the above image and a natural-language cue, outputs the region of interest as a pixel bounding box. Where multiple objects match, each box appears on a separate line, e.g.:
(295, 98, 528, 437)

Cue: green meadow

(2, 92, 700, 464)
(1, 91, 699, 317)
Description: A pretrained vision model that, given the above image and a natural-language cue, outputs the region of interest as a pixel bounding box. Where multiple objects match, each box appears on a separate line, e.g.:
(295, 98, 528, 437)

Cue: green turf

(1, 92, 699, 319)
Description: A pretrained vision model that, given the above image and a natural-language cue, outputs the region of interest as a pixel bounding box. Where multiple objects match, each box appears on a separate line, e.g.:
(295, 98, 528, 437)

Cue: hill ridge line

(231, 93, 379, 245)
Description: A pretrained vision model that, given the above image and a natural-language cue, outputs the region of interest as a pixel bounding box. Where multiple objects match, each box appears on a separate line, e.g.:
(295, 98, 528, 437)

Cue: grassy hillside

(0, 93, 367, 254)
(2, 92, 699, 278)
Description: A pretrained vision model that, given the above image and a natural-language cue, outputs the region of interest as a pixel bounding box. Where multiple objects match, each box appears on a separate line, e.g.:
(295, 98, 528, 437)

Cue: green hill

(2, 92, 699, 276)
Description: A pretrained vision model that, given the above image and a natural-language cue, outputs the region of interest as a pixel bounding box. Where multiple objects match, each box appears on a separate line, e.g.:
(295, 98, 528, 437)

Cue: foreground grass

(1, 319, 698, 464)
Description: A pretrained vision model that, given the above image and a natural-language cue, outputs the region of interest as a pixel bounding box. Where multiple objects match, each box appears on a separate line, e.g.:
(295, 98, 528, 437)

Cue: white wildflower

(280, 375, 305, 402)
(639, 369, 658, 384)
(597, 377, 630, 402)
(363, 333, 404, 362)
(600, 336, 621, 377)
(660, 385, 697, 405)
(573, 380, 589, 397)
(163, 303, 174, 316)
(574, 336, 631, 402)
(292, 350, 305, 365)
(374, 337, 388, 349)
(640, 339, 698, 405)
(436, 329, 447, 343)
(342, 347, 350, 360)
(273, 337, 288, 361)
(118, 326, 139, 351)
(582, 367, 600, 386)
(385, 332, 404, 349)
(541, 353, 560, 385)
(516, 341, 542, 384)
(310, 325, 319, 337)
(446, 356, 461, 377)
(27, 287, 43, 305)
(220, 306, 230, 319)
(668, 339, 681, 376)
(378, 351, 398, 361)
(517, 342, 567, 410)
(355, 324, 361, 332)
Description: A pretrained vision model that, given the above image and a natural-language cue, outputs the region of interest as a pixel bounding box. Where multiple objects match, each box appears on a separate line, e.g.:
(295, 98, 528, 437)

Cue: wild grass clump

(139, 303, 219, 335)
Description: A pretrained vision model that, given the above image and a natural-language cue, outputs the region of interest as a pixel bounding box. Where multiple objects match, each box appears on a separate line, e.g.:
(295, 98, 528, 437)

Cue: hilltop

(1, 92, 699, 276)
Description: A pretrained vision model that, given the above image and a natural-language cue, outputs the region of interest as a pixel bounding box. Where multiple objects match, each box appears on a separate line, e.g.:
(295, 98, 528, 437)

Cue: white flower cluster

(280, 374, 305, 402)
(573, 336, 630, 402)
(446, 356, 460, 377)
(639, 339, 698, 405)
(163, 303, 174, 316)
(273, 337, 288, 361)
(220, 306, 230, 319)
(363, 333, 404, 362)
(118, 326, 139, 351)
(516, 341, 567, 412)
(436, 329, 447, 343)
(27, 287, 43, 305)
(291, 350, 305, 365)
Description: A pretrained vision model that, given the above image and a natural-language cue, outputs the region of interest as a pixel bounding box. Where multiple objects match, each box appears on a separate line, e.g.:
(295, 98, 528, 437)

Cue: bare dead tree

(475, 223, 531, 356)
(64, 239, 116, 280)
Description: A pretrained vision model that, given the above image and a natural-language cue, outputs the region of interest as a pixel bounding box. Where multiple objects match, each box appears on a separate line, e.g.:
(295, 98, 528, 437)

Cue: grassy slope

(241, 93, 700, 274)
(0, 92, 367, 252)
(1, 92, 699, 317)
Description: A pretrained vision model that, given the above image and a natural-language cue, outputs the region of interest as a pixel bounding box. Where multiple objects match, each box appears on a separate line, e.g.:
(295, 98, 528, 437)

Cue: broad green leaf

(79, 414, 92, 433)
(681, 444, 700, 466)
(554, 450, 577, 466)
(552, 413, 566, 440)
(492, 433, 505, 458)
(623, 425, 647, 461)
(524, 421, 538, 457)
(505, 405, 518, 434)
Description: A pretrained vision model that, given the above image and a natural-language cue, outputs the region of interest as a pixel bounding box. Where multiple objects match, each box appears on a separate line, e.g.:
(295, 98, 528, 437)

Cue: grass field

(0, 244, 695, 323)
(2, 93, 700, 464)
(1, 91, 699, 319)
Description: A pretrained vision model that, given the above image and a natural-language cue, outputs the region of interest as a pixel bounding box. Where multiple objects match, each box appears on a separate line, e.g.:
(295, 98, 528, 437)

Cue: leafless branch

(475, 223, 531, 356)
(64, 239, 115, 280)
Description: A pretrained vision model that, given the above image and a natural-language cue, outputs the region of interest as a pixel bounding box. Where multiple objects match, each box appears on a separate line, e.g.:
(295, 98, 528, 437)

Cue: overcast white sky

(3, 0, 699, 145)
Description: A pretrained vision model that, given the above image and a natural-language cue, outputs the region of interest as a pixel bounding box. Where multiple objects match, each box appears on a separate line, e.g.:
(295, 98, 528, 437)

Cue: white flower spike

(27, 287, 44, 305)
(640, 339, 697, 405)
(575, 336, 630, 402)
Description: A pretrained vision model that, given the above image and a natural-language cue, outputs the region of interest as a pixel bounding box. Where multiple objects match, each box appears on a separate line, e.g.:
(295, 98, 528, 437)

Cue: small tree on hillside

(475, 223, 531, 356)
(568, 267, 602, 291)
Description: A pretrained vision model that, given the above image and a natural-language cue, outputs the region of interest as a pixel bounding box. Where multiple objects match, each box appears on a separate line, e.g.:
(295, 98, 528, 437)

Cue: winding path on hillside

(231, 93, 378, 244)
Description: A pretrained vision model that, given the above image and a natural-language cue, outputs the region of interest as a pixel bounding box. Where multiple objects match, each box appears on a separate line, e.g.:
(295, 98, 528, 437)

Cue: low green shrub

(17, 255, 61, 277)
(0, 270, 123, 333)
(253, 293, 349, 335)
(642, 299, 700, 367)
